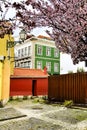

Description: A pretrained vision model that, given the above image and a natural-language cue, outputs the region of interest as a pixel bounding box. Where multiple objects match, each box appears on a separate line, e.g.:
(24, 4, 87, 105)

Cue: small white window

(46, 62, 51, 71)
(28, 61, 31, 68)
(20, 62, 24, 67)
(18, 49, 21, 57)
(54, 48, 59, 57)
(46, 47, 51, 56)
(25, 47, 28, 56)
(37, 45, 42, 55)
(54, 63, 59, 72)
(37, 61, 42, 69)
(28, 46, 31, 56)
(21, 48, 24, 57)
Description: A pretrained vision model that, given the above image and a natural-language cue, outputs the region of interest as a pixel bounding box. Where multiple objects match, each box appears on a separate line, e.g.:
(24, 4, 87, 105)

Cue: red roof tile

(12, 68, 49, 78)
(38, 35, 52, 40)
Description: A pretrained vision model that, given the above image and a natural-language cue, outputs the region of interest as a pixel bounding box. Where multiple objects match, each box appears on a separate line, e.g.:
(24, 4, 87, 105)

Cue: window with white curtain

(46, 62, 51, 71)
(37, 61, 42, 69)
(46, 47, 51, 56)
(54, 48, 59, 57)
(54, 63, 59, 72)
(37, 45, 42, 55)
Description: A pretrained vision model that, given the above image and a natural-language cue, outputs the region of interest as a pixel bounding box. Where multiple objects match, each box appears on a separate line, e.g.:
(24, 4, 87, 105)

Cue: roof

(38, 35, 52, 40)
(11, 68, 49, 78)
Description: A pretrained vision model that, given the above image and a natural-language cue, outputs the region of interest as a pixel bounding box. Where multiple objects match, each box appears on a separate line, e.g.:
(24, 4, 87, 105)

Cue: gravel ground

(0, 98, 87, 130)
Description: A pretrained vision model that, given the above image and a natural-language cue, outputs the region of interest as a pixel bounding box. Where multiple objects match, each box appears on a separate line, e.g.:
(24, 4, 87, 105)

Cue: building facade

(15, 35, 60, 75)
(10, 68, 48, 96)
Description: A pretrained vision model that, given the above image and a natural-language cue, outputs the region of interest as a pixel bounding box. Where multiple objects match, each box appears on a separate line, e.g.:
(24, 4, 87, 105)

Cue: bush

(63, 100, 73, 108)
(77, 67, 85, 73)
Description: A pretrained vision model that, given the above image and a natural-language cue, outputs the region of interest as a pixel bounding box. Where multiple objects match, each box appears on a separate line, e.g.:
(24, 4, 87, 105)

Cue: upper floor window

(54, 48, 59, 57)
(21, 48, 24, 57)
(28, 46, 31, 56)
(37, 61, 42, 69)
(54, 63, 59, 72)
(46, 47, 51, 56)
(25, 47, 28, 56)
(46, 62, 51, 72)
(37, 45, 42, 55)
(18, 49, 21, 57)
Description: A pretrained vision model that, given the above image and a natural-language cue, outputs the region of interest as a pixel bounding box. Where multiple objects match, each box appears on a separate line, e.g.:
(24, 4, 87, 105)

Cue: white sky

(60, 53, 87, 74)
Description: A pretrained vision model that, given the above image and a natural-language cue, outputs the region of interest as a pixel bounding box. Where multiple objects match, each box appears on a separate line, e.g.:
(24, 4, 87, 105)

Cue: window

(24, 62, 28, 67)
(25, 47, 28, 56)
(21, 62, 24, 67)
(15, 62, 19, 67)
(28, 46, 31, 56)
(21, 48, 24, 57)
(37, 61, 42, 69)
(54, 48, 59, 57)
(46, 47, 51, 56)
(46, 62, 51, 71)
(28, 61, 31, 68)
(18, 49, 21, 57)
(54, 63, 59, 72)
(37, 45, 42, 55)
(22, 61, 31, 68)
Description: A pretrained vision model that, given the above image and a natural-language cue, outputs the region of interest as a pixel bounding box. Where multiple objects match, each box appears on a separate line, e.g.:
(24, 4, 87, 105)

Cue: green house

(15, 35, 60, 75)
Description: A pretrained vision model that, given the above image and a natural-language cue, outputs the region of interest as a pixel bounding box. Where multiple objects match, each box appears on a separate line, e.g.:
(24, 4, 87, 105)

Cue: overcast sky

(3, 0, 49, 37)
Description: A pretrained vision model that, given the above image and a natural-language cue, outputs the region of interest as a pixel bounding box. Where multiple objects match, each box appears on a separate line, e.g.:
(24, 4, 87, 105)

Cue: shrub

(63, 100, 73, 108)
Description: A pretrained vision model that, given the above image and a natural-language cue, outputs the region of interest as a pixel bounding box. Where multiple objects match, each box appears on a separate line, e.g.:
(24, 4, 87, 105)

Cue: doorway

(32, 80, 37, 96)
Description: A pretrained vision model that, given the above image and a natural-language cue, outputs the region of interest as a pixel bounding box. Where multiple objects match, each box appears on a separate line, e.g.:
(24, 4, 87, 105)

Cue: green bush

(77, 67, 85, 73)
(63, 100, 73, 108)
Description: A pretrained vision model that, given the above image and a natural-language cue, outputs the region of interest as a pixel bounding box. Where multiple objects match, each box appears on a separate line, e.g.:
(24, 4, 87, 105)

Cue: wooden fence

(48, 73, 87, 104)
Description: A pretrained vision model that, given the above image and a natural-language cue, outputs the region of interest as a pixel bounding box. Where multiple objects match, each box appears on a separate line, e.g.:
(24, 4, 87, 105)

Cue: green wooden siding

(35, 44, 60, 75)
(35, 44, 60, 58)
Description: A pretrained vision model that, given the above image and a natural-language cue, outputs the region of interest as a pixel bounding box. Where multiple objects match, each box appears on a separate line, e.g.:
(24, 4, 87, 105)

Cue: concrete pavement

(0, 98, 87, 130)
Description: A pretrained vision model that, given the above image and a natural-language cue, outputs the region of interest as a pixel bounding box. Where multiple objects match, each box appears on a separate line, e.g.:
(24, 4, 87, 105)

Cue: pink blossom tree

(0, 0, 87, 64)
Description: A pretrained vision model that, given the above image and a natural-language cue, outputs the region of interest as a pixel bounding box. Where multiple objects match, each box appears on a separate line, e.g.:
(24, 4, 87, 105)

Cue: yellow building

(0, 35, 14, 106)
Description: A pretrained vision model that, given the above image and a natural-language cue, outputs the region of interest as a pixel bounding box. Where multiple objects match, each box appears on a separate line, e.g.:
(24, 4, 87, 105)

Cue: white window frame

(28, 61, 31, 68)
(37, 61, 42, 69)
(21, 48, 24, 57)
(46, 62, 51, 72)
(25, 47, 28, 56)
(18, 49, 21, 57)
(46, 47, 51, 56)
(28, 46, 31, 56)
(54, 48, 59, 57)
(20, 62, 24, 67)
(54, 63, 59, 72)
(37, 45, 42, 55)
